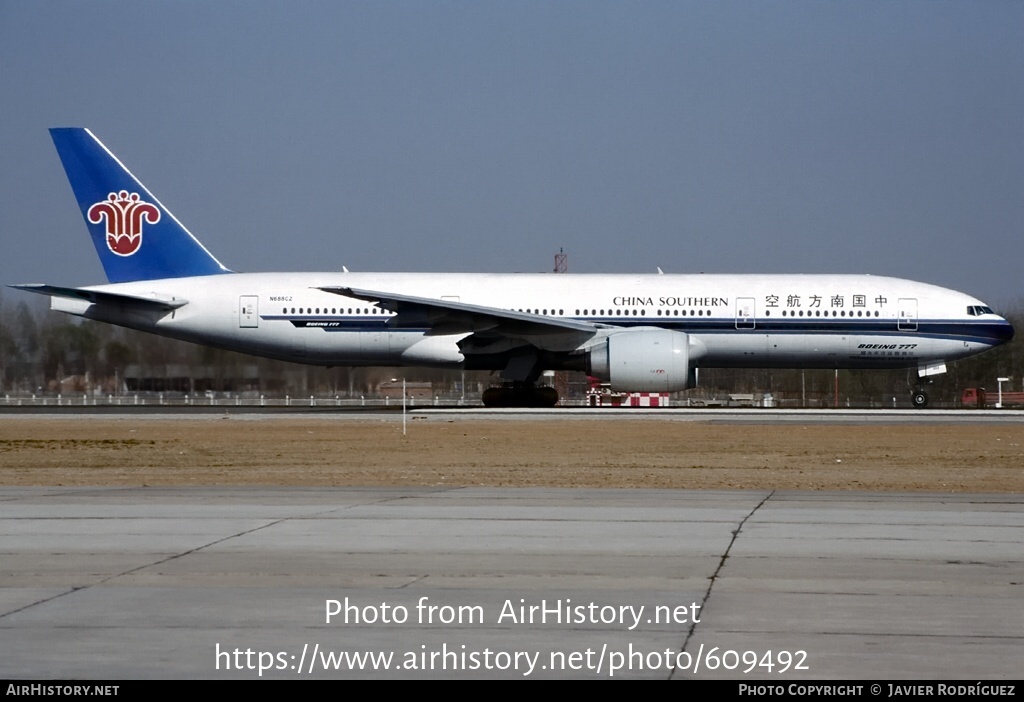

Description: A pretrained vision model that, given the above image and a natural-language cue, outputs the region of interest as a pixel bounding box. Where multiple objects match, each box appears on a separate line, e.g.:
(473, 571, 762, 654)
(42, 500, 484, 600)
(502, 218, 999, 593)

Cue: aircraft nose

(997, 318, 1015, 343)
(995, 317, 1019, 345)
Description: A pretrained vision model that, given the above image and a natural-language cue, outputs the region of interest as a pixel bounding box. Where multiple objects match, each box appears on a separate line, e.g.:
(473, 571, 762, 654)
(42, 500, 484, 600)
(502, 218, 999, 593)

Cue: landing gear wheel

(911, 390, 929, 409)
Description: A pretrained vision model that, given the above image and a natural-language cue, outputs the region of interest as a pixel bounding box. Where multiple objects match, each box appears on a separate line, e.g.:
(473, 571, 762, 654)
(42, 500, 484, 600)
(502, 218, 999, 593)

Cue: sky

(1, 1, 1022, 307)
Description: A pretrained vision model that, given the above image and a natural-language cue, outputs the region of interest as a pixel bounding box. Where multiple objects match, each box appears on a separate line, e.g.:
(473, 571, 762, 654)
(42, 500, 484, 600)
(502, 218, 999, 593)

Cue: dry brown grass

(1, 417, 1022, 492)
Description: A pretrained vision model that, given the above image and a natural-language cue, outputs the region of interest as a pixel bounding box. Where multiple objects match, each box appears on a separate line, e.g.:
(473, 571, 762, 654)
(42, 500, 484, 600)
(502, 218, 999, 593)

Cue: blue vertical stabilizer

(49, 128, 232, 283)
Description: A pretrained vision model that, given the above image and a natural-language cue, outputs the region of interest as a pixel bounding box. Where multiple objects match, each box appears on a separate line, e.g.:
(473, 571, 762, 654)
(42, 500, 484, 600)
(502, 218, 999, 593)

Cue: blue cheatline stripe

(570, 318, 1010, 344)
(263, 314, 1009, 345)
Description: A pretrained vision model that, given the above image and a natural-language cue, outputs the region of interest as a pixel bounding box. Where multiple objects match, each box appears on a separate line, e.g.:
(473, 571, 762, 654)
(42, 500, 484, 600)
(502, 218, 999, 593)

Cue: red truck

(961, 387, 1024, 408)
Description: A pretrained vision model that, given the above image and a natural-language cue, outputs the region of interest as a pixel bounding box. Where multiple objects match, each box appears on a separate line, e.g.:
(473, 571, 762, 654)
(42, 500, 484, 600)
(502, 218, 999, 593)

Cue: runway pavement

(3, 405, 1024, 424)
(1, 486, 1020, 679)
(431, 407, 1024, 425)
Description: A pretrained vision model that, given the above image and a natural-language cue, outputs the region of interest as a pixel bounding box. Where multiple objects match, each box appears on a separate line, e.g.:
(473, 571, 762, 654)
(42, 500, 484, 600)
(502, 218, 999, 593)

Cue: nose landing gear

(908, 373, 933, 409)
(911, 389, 930, 408)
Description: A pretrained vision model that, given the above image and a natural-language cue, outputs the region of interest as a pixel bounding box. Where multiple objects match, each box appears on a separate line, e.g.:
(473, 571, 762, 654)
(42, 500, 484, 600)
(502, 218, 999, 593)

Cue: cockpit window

(967, 306, 996, 316)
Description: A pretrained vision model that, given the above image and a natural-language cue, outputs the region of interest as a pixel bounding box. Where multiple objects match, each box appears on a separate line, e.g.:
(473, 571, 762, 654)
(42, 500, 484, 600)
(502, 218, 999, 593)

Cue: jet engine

(587, 329, 696, 392)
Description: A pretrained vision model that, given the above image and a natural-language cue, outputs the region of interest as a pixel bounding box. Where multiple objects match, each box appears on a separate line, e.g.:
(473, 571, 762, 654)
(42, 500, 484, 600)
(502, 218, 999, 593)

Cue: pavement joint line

(0, 489, 466, 623)
(0, 587, 82, 622)
(0, 486, 140, 504)
(669, 489, 775, 680)
(0, 517, 296, 624)
(0, 508, 341, 622)
(395, 574, 431, 589)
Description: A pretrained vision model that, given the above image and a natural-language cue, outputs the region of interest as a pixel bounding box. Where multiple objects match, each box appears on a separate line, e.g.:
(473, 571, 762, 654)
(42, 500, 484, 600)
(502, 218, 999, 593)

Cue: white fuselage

(56, 271, 1011, 374)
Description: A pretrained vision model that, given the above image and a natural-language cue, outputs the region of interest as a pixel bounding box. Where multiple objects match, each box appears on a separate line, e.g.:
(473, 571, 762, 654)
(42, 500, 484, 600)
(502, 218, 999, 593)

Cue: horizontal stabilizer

(9, 284, 188, 311)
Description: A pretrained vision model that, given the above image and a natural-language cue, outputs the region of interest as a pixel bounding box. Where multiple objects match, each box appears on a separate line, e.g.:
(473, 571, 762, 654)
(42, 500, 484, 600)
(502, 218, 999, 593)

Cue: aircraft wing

(9, 284, 188, 311)
(317, 285, 604, 351)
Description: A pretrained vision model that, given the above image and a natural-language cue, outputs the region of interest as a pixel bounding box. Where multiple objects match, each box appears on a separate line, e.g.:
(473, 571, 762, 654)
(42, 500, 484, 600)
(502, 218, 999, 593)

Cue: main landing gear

(482, 382, 559, 408)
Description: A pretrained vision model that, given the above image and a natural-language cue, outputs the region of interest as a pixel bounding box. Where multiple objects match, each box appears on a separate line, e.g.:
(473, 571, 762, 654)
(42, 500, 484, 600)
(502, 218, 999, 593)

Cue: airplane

(10, 128, 1015, 407)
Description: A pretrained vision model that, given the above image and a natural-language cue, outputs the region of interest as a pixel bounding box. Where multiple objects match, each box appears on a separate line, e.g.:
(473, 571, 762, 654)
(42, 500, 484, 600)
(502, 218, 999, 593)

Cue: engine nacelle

(588, 329, 695, 392)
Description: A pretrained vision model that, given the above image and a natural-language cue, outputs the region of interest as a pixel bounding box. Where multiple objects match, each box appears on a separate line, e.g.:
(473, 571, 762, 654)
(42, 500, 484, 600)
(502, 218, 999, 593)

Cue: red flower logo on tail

(87, 191, 160, 256)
